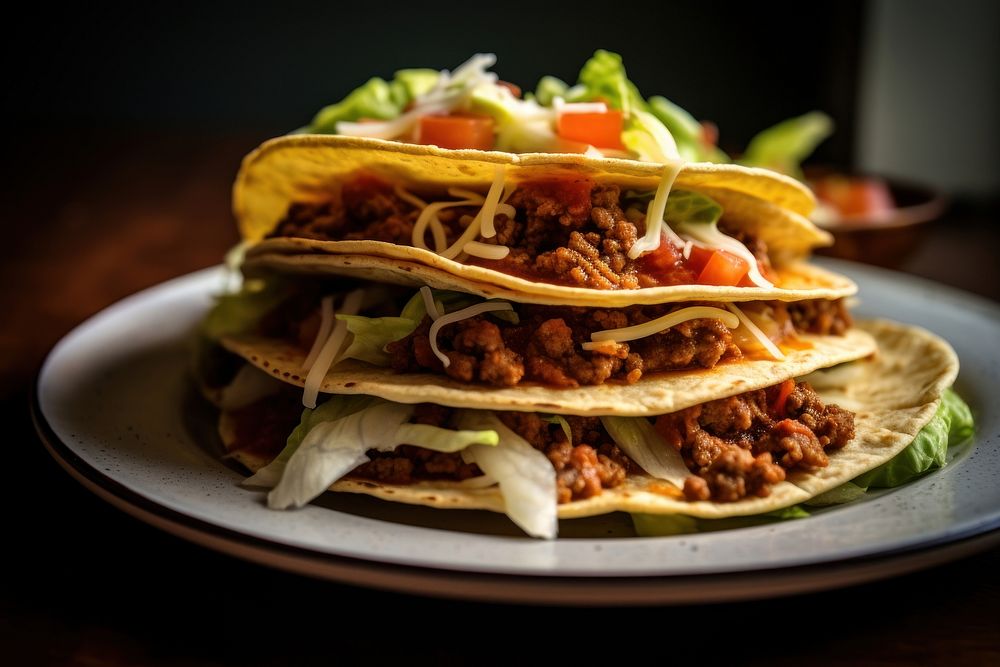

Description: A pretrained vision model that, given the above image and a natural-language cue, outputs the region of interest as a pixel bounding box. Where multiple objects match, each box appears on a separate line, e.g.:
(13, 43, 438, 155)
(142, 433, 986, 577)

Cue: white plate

(35, 260, 1000, 604)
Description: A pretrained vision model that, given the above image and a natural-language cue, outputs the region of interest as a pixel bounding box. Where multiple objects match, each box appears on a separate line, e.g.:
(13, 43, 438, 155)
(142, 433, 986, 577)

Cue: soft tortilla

(220, 319, 958, 520)
(234, 134, 824, 256)
(242, 250, 856, 307)
(222, 328, 877, 417)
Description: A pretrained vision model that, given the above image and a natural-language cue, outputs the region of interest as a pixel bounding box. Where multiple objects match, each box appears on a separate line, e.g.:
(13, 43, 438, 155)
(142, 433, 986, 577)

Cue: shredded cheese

(300, 296, 334, 371)
(419, 286, 441, 320)
(429, 301, 514, 367)
(447, 188, 487, 203)
(301, 289, 365, 409)
(582, 306, 739, 350)
(725, 303, 785, 360)
(463, 241, 510, 259)
(393, 185, 427, 210)
(553, 97, 608, 114)
(412, 198, 479, 252)
(440, 171, 506, 259)
(476, 165, 506, 239)
(627, 160, 685, 259)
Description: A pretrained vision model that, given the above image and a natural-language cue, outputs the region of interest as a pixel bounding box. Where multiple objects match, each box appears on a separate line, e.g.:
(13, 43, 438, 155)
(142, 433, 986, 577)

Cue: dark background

(4, 1, 863, 161)
(3, 2, 999, 664)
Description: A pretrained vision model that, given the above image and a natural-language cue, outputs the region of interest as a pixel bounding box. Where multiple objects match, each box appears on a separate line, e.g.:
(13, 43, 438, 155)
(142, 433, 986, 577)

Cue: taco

(234, 135, 856, 307)
(214, 319, 961, 538)
(207, 277, 871, 412)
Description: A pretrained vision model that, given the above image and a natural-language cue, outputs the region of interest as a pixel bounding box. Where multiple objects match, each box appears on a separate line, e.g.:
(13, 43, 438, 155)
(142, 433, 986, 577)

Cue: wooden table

(3, 130, 998, 664)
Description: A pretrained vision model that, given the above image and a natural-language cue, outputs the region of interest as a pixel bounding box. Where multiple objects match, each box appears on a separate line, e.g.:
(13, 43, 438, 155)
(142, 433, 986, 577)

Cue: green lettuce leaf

(337, 314, 418, 366)
(532, 75, 569, 106)
(307, 68, 440, 134)
(738, 111, 833, 177)
(253, 398, 498, 509)
(648, 97, 730, 163)
(193, 277, 294, 389)
(601, 416, 688, 487)
(456, 410, 558, 539)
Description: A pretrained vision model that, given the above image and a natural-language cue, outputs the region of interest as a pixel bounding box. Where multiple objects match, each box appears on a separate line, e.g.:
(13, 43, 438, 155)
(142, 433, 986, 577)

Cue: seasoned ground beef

(226, 386, 854, 506)
(655, 380, 855, 502)
(498, 412, 635, 503)
(268, 173, 774, 290)
(385, 302, 743, 388)
(351, 406, 634, 502)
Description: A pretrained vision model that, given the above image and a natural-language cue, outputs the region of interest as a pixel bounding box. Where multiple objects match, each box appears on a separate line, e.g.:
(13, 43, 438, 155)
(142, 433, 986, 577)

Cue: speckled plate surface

(34, 260, 1000, 604)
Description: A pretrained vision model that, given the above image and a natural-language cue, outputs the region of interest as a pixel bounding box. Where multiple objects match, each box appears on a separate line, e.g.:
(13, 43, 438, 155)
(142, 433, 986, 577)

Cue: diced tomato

(418, 113, 495, 150)
(685, 245, 714, 275)
(699, 120, 719, 148)
(811, 175, 895, 220)
(770, 379, 796, 416)
(637, 235, 698, 285)
(497, 80, 522, 98)
(696, 250, 750, 286)
(557, 110, 625, 149)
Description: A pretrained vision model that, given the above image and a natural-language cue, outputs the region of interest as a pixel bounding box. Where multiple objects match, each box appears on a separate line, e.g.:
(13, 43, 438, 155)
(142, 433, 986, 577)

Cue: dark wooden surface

(2, 130, 998, 665)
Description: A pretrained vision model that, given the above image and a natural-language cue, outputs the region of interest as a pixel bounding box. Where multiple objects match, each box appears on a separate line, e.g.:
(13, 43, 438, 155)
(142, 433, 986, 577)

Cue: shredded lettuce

(633, 506, 810, 537)
(541, 414, 573, 445)
(601, 416, 689, 487)
(456, 411, 558, 539)
(532, 75, 569, 106)
(256, 398, 498, 509)
(306, 69, 440, 134)
(333, 288, 518, 368)
(624, 189, 724, 227)
(738, 111, 833, 177)
(336, 314, 418, 366)
(194, 277, 294, 389)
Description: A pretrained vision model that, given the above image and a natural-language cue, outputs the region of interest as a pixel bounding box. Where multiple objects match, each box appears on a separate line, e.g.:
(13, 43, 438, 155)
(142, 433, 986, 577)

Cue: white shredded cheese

(463, 241, 510, 259)
(429, 301, 514, 367)
(447, 188, 486, 203)
(682, 240, 693, 260)
(419, 286, 441, 320)
(393, 185, 427, 210)
(627, 160, 685, 259)
(553, 97, 609, 114)
(724, 303, 785, 360)
(301, 289, 365, 409)
(476, 165, 506, 239)
(412, 198, 479, 252)
(582, 306, 739, 350)
(300, 295, 334, 371)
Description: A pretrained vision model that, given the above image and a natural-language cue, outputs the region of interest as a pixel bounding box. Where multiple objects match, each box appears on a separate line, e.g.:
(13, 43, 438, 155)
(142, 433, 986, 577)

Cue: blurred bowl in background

(805, 168, 948, 268)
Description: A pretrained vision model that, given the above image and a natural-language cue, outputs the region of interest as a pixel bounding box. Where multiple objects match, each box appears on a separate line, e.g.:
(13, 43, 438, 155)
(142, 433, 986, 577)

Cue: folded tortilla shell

(220, 319, 958, 520)
(222, 328, 877, 417)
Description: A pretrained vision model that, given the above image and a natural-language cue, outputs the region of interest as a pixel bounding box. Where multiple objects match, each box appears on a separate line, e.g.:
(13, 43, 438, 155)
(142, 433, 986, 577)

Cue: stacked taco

(197, 55, 966, 538)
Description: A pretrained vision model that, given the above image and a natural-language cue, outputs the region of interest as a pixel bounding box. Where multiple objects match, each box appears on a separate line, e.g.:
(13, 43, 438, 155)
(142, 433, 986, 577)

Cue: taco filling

(224, 379, 853, 506)
(241, 280, 851, 390)
(269, 173, 779, 291)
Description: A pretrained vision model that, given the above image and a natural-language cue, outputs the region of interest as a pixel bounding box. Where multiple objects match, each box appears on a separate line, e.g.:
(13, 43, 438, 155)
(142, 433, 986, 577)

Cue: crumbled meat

(785, 299, 853, 335)
(385, 302, 743, 388)
(655, 382, 854, 502)
(270, 173, 782, 291)
(498, 412, 633, 503)
(349, 405, 634, 503)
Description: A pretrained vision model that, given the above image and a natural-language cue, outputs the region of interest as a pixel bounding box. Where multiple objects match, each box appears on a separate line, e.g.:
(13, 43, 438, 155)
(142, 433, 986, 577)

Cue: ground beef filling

(268, 174, 773, 290)
(350, 406, 634, 503)
(385, 302, 743, 388)
(227, 384, 853, 505)
(654, 381, 855, 502)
